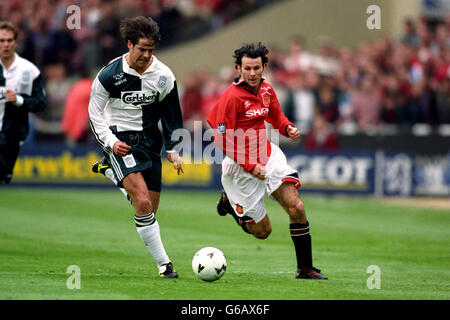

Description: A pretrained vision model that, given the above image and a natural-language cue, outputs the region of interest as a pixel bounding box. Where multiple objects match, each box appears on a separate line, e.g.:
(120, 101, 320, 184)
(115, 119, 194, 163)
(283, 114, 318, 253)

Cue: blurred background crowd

(0, 0, 449, 152)
(181, 14, 450, 153)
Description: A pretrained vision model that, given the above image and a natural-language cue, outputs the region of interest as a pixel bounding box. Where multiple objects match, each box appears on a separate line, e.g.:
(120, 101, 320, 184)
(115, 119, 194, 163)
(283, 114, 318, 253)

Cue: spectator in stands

(0, 1, 448, 142)
(431, 24, 450, 56)
(266, 44, 285, 73)
(284, 36, 313, 74)
(312, 37, 339, 76)
(409, 76, 440, 125)
(96, 1, 122, 66)
(316, 82, 339, 123)
(379, 74, 408, 125)
(42, 16, 78, 73)
(61, 72, 94, 146)
(416, 17, 433, 47)
(181, 71, 204, 131)
(348, 75, 383, 131)
(284, 73, 316, 132)
(337, 47, 356, 72)
(433, 46, 450, 84)
(70, 1, 100, 75)
(20, 12, 49, 70)
(34, 63, 75, 135)
(201, 75, 225, 126)
(436, 77, 450, 123)
(304, 113, 339, 152)
(397, 18, 420, 48)
(152, 0, 184, 48)
(380, 93, 403, 124)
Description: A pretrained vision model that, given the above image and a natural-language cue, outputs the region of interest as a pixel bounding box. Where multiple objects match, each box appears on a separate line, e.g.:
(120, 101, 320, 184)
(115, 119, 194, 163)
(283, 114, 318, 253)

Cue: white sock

(135, 219, 170, 268)
(105, 168, 128, 198)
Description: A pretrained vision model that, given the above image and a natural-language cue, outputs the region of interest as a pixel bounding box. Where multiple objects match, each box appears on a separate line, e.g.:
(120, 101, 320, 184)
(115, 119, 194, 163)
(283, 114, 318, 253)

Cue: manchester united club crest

(235, 203, 244, 214)
(261, 91, 271, 107)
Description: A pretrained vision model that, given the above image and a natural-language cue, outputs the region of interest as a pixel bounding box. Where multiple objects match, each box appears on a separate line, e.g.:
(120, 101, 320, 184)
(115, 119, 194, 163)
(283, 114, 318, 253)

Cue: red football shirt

(207, 79, 293, 172)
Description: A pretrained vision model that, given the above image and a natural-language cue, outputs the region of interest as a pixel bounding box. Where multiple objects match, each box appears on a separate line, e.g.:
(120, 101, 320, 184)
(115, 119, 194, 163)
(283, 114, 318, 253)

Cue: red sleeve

(266, 88, 294, 137)
(206, 91, 237, 130)
(207, 92, 256, 172)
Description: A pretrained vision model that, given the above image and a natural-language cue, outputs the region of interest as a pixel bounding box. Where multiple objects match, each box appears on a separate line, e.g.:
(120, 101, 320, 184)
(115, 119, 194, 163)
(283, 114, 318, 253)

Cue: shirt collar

(0, 52, 18, 71)
(233, 77, 265, 92)
(122, 54, 158, 76)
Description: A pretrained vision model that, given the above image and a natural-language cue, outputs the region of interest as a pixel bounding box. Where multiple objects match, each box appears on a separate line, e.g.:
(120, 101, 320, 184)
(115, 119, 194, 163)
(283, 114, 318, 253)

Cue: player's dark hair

(0, 21, 18, 40)
(233, 42, 269, 68)
(120, 16, 161, 45)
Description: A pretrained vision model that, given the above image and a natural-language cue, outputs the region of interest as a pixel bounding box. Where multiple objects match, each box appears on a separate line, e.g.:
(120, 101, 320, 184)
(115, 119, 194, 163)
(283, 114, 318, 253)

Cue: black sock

(231, 212, 251, 234)
(224, 196, 251, 234)
(290, 222, 313, 269)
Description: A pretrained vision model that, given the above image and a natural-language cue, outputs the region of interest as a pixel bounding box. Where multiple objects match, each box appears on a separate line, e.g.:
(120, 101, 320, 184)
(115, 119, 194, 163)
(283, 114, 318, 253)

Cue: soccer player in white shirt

(0, 21, 46, 184)
(89, 16, 183, 278)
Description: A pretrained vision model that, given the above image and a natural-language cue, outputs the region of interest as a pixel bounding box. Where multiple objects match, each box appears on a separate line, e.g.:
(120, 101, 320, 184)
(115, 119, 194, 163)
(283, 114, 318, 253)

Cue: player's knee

(253, 231, 270, 239)
(133, 194, 152, 213)
(287, 200, 306, 221)
(294, 200, 305, 215)
(253, 226, 272, 239)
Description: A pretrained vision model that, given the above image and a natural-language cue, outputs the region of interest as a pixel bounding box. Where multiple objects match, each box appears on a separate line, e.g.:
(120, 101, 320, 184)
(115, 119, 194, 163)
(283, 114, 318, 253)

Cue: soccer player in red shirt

(207, 43, 327, 279)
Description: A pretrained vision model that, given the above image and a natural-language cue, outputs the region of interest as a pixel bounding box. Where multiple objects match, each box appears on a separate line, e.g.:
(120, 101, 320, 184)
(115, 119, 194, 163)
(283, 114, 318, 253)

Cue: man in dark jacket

(0, 21, 46, 184)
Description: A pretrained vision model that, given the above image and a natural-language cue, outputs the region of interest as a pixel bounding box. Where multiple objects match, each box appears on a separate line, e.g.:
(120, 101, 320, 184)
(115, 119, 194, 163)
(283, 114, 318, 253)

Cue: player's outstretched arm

(287, 125, 300, 142)
(166, 151, 184, 175)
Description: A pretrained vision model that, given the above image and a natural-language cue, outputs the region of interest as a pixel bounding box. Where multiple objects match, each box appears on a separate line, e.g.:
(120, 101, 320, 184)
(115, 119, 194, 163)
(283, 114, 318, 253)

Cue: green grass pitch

(0, 187, 449, 300)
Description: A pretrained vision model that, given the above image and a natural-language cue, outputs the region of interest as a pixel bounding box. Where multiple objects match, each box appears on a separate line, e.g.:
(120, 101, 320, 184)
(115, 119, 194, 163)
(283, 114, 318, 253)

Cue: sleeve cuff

(107, 135, 119, 150)
(14, 95, 24, 106)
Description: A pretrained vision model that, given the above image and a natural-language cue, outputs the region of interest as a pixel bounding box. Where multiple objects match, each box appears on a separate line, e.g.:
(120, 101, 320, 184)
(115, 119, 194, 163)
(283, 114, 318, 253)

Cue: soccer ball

(192, 247, 227, 282)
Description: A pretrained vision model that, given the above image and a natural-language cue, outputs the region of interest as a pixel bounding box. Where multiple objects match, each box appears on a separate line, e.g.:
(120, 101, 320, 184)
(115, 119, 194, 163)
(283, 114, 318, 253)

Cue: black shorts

(104, 131, 162, 192)
(0, 133, 21, 184)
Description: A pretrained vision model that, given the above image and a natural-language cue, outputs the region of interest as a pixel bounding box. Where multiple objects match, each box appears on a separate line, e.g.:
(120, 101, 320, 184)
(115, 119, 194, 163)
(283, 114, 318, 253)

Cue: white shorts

(221, 143, 300, 224)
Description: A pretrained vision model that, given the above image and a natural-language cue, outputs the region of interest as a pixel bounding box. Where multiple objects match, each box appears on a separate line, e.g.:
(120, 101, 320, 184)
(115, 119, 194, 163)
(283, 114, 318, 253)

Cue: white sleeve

(158, 70, 175, 102)
(88, 77, 118, 152)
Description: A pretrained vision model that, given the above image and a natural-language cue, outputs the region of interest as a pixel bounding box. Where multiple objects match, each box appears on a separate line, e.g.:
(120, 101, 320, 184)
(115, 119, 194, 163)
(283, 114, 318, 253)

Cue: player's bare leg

(123, 172, 152, 215)
(246, 215, 272, 239)
(272, 182, 307, 224)
(148, 190, 160, 214)
(123, 172, 178, 278)
(217, 189, 272, 239)
(272, 182, 327, 280)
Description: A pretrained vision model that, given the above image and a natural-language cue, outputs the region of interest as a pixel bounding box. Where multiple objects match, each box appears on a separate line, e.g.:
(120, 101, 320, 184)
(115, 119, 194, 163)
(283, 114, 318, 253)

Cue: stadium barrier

(8, 145, 450, 197)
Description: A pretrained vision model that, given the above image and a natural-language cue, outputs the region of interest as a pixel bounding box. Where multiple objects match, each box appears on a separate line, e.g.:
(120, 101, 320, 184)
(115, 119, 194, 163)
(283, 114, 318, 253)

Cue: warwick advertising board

(10, 145, 213, 189)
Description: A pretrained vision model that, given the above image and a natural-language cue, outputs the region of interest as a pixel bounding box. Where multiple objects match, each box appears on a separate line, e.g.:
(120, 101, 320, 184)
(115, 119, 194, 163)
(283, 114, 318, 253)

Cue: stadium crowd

(0, 0, 448, 150)
(0, 0, 274, 70)
(181, 15, 450, 151)
(0, 0, 276, 144)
